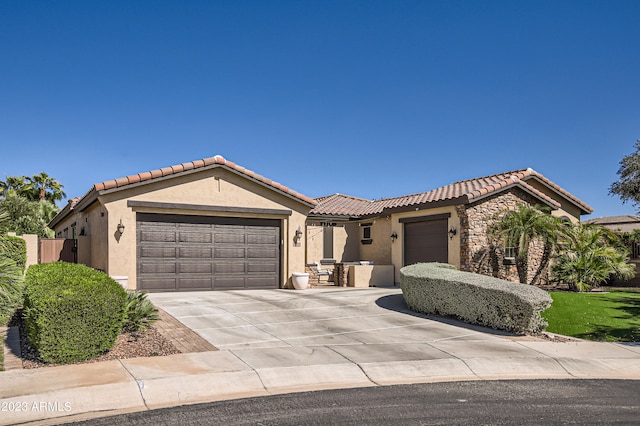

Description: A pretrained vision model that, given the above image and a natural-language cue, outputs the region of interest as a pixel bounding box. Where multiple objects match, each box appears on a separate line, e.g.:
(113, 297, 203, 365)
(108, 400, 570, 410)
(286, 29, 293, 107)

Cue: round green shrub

(23, 262, 128, 364)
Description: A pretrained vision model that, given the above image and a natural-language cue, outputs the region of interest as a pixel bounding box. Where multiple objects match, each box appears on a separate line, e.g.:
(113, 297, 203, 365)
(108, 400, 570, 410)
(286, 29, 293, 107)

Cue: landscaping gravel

(13, 310, 180, 369)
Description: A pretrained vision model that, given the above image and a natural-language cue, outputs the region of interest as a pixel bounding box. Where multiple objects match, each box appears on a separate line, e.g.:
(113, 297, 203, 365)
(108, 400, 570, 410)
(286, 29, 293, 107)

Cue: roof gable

(91, 155, 316, 206)
(49, 155, 317, 227)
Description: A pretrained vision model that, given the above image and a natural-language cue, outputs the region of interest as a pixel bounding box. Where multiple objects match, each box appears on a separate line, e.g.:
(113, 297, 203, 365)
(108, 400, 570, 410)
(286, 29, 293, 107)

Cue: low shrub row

(400, 263, 552, 334)
(23, 262, 128, 364)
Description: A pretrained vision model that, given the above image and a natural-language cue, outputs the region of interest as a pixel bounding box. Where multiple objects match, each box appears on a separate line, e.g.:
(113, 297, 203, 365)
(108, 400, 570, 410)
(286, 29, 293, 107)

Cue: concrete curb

(1, 342, 640, 425)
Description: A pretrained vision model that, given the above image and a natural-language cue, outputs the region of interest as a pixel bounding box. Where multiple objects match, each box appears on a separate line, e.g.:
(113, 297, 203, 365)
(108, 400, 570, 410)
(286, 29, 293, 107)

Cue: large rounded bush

(400, 263, 552, 334)
(23, 262, 128, 363)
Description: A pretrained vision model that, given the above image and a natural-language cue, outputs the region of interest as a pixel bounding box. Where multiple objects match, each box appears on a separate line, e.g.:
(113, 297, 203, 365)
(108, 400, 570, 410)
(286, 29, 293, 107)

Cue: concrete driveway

(148, 287, 509, 352)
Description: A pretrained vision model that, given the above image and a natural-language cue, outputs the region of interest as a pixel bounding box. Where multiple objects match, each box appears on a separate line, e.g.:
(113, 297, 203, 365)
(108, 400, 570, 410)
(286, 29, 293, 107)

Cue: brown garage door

(137, 213, 281, 292)
(403, 216, 448, 266)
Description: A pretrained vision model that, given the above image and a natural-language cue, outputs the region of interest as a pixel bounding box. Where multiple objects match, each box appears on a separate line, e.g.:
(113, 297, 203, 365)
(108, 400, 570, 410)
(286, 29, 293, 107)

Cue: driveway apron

(148, 287, 505, 351)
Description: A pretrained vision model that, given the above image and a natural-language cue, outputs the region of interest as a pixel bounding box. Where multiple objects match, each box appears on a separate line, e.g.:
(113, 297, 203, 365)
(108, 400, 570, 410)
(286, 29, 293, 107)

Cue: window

(504, 237, 516, 264)
(361, 223, 372, 244)
(323, 226, 333, 259)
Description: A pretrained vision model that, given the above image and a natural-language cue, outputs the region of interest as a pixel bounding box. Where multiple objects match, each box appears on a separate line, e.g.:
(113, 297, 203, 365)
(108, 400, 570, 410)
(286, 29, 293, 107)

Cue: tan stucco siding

(390, 206, 461, 284)
(358, 217, 392, 265)
(525, 179, 583, 222)
(305, 221, 357, 264)
(97, 167, 310, 290)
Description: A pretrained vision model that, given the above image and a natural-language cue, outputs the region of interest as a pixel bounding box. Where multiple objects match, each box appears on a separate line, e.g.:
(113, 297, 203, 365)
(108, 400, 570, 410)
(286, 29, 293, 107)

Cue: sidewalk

(2, 339, 640, 424)
(2, 287, 640, 425)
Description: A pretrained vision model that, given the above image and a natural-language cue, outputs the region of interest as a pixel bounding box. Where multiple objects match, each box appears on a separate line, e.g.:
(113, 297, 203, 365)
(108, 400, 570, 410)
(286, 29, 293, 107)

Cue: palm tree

(0, 211, 24, 324)
(488, 204, 560, 284)
(552, 223, 635, 292)
(24, 172, 66, 203)
(0, 176, 27, 198)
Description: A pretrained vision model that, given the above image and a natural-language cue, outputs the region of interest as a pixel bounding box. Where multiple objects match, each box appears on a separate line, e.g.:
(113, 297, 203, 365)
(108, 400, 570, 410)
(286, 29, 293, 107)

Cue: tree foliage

(0, 172, 63, 237)
(0, 172, 65, 203)
(0, 194, 56, 238)
(488, 204, 562, 284)
(610, 139, 640, 211)
(552, 223, 635, 292)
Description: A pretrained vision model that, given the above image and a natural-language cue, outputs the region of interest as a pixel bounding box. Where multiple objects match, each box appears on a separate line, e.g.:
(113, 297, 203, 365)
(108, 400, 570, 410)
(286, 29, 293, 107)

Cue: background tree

(0, 176, 28, 198)
(552, 223, 634, 292)
(610, 139, 640, 210)
(23, 172, 66, 203)
(0, 211, 24, 324)
(0, 194, 56, 238)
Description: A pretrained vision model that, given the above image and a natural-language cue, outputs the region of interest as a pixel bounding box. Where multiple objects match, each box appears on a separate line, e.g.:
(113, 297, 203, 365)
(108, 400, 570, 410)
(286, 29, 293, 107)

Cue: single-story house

(584, 215, 640, 233)
(49, 155, 593, 291)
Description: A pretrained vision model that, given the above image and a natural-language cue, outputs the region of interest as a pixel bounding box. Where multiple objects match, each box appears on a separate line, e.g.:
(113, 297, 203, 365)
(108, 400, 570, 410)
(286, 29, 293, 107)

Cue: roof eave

(467, 182, 560, 210)
(96, 163, 317, 208)
(523, 175, 593, 215)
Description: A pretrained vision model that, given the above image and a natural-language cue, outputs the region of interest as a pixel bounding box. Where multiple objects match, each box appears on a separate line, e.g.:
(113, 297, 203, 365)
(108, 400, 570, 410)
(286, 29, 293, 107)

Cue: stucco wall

(525, 178, 583, 222)
(358, 217, 392, 265)
(390, 206, 461, 284)
(305, 221, 358, 264)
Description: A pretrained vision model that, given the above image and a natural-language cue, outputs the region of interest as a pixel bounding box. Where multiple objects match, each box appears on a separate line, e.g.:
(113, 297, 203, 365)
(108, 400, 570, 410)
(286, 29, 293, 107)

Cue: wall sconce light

(117, 219, 125, 235)
(293, 226, 303, 247)
(390, 231, 398, 242)
(448, 226, 457, 239)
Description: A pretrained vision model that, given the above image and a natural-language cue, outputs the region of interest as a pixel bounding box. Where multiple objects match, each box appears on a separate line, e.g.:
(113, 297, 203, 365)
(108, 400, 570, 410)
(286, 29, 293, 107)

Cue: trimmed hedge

(23, 262, 128, 364)
(400, 263, 553, 334)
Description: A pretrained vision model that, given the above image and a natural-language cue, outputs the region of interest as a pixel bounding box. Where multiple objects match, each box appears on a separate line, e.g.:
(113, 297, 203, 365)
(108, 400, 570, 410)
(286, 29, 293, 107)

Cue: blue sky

(1, 1, 639, 218)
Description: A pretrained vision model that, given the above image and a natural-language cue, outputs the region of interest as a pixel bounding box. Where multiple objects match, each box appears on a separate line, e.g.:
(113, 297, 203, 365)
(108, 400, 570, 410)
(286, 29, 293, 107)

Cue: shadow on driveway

(375, 294, 517, 337)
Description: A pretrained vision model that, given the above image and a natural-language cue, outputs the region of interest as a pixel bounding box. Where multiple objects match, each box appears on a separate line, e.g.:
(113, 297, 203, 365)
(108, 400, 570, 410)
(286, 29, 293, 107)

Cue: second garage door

(403, 216, 448, 266)
(137, 213, 281, 292)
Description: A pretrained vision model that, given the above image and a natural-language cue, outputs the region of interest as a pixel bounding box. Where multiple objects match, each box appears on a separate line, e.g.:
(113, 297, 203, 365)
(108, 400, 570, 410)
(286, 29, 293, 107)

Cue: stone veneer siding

(458, 189, 548, 285)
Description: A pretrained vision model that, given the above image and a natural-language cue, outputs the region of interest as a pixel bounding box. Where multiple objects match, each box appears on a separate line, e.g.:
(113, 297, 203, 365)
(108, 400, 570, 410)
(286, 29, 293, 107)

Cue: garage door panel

(248, 247, 277, 259)
(140, 262, 176, 274)
(215, 247, 246, 259)
(178, 277, 213, 290)
(140, 247, 176, 258)
(247, 276, 277, 289)
(214, 276, 246, 290)
(247, 233, 277, 245)
(215, 262, 246, 273)
(137, 213, 280, 292)
(248, 262, 277, 273)
(179, 232, 212, 243)
(215, 233, 246, 244)
(179, 247, 213, 259)
(139, 278, 176, 291)
(179, 262, 213, 274)
(139, 230, 176, 243)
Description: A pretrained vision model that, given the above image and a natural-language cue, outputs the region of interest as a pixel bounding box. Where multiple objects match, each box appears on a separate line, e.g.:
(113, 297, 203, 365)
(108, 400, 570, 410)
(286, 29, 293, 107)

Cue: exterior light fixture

(448, 226, 457, 239)
(390, 231, 398, 242)
(117, 220, 125, 235)
(295, 226, 303, 239)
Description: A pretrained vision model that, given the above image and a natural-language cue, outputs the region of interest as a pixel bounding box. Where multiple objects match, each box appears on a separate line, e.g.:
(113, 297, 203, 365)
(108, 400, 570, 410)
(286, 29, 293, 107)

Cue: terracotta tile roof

(310, 194, 375, 217)
(311, 168, 592, 217)
(585, 215, 640, 225)
(90, 154, 317, 206)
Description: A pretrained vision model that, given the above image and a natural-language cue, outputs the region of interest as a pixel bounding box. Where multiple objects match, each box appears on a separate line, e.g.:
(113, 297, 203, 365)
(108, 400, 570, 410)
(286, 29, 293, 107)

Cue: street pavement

(1, 287, 639, 425)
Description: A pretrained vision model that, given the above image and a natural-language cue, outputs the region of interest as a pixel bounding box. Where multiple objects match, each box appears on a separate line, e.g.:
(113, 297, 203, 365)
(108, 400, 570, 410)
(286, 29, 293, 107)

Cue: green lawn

(542, 290, 640, 342)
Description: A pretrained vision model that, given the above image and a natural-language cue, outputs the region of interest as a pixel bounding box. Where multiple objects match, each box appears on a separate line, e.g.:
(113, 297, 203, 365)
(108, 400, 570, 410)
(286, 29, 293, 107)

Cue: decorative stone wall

(458, 189, 549, 285)
(305, 263, 320, 285)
